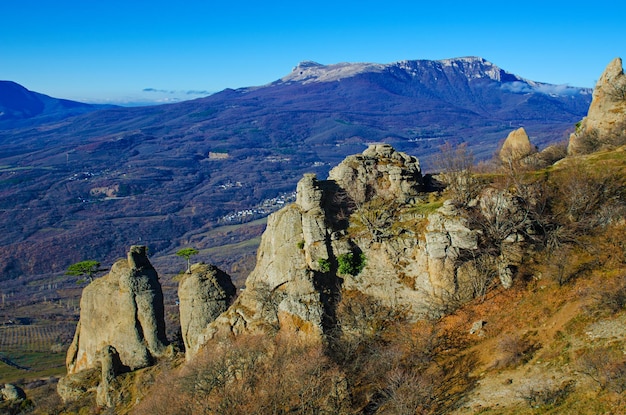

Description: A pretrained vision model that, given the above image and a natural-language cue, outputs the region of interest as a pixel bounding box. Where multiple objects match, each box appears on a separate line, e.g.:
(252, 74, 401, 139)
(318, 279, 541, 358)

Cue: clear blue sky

(1, 1, 624, 105)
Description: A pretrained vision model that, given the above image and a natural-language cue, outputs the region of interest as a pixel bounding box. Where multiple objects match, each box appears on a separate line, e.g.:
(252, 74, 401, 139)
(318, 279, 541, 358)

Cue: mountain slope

(0, 57, 591, 286)
(0, 81, 111, 128)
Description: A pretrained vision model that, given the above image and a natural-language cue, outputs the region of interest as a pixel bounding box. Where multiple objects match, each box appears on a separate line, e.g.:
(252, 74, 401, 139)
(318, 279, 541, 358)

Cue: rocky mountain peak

(280, 56, 526, 86)
(282, 60, 386, 84)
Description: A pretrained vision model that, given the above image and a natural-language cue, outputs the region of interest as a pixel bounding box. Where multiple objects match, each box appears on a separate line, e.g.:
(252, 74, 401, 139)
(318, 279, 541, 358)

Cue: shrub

(296, 240, 305, 250)
(337, 252, 366, 276)
(576, 346, 626, 393)
(496, 334, 538, 368)
(317, 258, 331, 273)
(433, 142, 477, 204)
(519, 380, 575, 408)
(592, 274, 626, 313)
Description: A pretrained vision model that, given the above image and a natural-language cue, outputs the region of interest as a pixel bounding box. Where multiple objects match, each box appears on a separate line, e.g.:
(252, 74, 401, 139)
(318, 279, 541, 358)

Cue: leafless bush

(518, 379, 575, 408)
(574, 120, 626, 154)
(334, 291, 409, 341)
(377, 367, 440, 415)
(552, 160, 625, 231)
(577, 347, 626, 394)
(434, 142, 482, 205)
(603, 119, 626, 149)
(349, 197, 400, 241)
(462, 254, 499, 301)
(136, 335, 349, 415)
(422, 286, 466, 318)
(536, 141, 568, 166)
(591, 275, 626, 313)
(573, 128, 602, 154)
(496, 333, 538, 368)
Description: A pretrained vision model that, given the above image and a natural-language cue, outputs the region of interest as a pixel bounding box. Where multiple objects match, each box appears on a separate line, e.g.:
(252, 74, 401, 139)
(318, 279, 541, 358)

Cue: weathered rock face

(328, 143, 423, 204)
(197, 178, 334, 354)
(191, 146, 423, 356)
(569, 57, 626, 154)
(499, 127, 535, 163)
(190, 145, 530, 358)
(65, 245, 168, 375)
(178, 263, 236, 359)
(95, 345, 122, 407)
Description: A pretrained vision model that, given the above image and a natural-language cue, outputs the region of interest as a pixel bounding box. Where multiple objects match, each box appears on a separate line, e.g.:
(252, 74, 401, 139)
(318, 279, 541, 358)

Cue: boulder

(57, 368, 100, 403)
(65, 245, 168, 375)
(499, 127, 534, 163)
(1, 384, 26, 402)
(469, 320, 487, 336)
(178, 263, 236, 359)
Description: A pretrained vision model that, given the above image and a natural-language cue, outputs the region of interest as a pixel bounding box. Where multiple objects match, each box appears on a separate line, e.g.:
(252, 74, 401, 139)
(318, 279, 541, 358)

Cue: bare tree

(433, 142, 481, 205)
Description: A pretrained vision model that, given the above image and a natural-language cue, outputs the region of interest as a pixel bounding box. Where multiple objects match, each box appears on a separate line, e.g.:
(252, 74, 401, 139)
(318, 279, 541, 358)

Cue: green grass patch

(0, 351, 66, 384)
(407, 200, 444, 215)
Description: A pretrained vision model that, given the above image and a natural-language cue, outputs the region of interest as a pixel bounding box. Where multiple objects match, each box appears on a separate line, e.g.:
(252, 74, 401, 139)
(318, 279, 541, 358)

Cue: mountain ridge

(0, 81, 114, 128)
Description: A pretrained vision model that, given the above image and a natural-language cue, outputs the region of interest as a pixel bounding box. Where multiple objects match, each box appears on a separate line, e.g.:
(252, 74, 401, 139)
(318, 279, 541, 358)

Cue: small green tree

(65, 260, 103, 283)
(337, 252, 366, 276)
(177, 247, 199, 273)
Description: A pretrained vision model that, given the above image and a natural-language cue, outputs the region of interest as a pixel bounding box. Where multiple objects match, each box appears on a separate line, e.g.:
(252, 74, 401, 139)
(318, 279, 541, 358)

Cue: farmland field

(0, 322, 75, 383)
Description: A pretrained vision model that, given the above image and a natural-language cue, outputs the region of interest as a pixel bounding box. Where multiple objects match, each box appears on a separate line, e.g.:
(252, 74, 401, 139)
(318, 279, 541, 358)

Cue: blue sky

(1, 1, 624, 105)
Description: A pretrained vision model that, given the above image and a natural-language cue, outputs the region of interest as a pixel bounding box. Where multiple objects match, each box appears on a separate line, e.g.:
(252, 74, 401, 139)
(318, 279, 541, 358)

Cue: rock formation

(183, 144, 530, 359)
(569, 57, 626, 154)
(196, 174, 336, 351)
(1, 384, 26, 402)
(499, 127, 535, 163)
(65, 245, 168, 375)
(95, 345, 122, 407)
(178, 263, 236, 359)
(328, 143, 423, 203)
(187, 146, 425, 357)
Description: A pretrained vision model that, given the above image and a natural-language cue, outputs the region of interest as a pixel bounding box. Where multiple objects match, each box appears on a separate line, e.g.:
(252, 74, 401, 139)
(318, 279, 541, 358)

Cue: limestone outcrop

(95, 345, 122, 407)
(178, 263, 236, 359)
(65, 245, 168, 375)
(186, 144, 531, 359)
(190, 146, 426, 357)
(328, 143, 423, 204)
(196, 175, 336, 352)
(569, 57, 626, 154)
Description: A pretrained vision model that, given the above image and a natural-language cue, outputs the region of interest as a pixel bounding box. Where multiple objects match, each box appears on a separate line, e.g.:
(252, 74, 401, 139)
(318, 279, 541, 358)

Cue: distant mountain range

(0, 57, 592, 285)
(0, 81, 114, 128)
